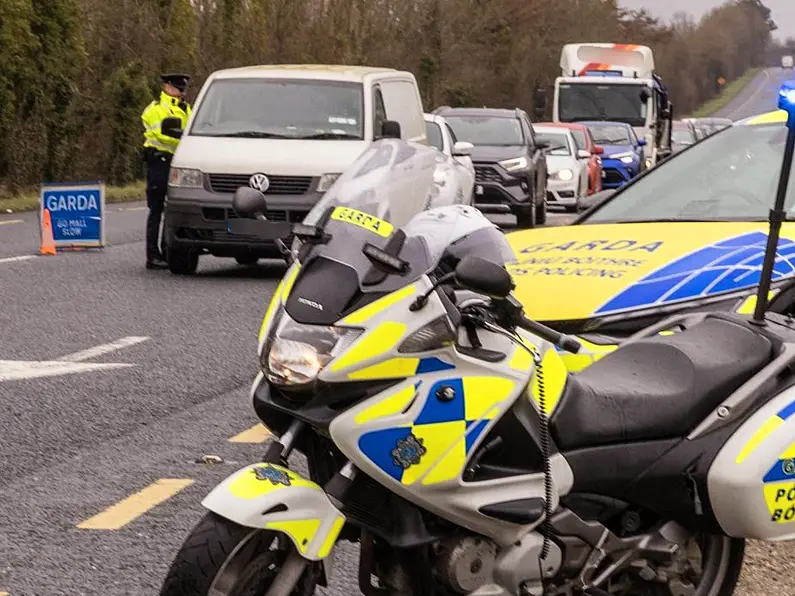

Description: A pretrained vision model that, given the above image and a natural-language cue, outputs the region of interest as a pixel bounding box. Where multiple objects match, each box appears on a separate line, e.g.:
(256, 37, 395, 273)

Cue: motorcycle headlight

(263, 316, 362, 386)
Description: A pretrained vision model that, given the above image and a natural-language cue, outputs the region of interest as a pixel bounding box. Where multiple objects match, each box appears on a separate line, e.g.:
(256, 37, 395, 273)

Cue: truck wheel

(167, 245, 199, 276)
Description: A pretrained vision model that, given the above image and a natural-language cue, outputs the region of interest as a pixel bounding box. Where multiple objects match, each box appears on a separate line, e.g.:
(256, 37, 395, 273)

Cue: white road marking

(0, 360, 132, 382)
(0, 255, 36, 264)
(0, 219, 22, 226)
(57, 336, 150, 362)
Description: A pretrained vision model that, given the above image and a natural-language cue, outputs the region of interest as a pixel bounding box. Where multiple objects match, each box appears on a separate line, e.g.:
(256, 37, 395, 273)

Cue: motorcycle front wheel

(159, 512, 319, 596)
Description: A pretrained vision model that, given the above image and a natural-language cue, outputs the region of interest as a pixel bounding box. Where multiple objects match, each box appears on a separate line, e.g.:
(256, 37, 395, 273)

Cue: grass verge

(0, 182, 146, 213)
(689, 68, 762, 118)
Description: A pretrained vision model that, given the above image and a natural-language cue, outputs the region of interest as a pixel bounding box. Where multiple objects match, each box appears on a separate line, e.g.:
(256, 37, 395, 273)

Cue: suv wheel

(535, 194, 547, 226)
(516, 205, 536, 229)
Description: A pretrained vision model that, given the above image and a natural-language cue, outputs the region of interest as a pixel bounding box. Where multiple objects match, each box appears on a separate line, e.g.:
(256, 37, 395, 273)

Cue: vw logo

(249, 173, 270, 192)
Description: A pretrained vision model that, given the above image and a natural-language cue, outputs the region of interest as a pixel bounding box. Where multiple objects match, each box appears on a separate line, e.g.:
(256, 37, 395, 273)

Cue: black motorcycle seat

(551, 316, 775, 452)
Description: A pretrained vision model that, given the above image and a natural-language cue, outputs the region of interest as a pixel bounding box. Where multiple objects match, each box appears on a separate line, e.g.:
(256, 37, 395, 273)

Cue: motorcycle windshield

(284, 139, 484, 325)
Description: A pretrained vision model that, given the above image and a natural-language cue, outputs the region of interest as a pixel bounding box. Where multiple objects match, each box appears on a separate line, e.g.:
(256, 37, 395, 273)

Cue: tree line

(0, 0, 776, 195)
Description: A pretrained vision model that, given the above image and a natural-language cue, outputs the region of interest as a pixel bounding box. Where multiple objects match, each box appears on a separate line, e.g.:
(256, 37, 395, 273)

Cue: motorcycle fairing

(201, 463, 345, 561)
(709, 384, 795, 541)
(323, 288, 574, 547)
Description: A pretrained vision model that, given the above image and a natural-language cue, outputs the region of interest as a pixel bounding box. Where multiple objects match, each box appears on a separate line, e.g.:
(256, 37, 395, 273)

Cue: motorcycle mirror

(454, 255, 515, 299)
(232, 187, 269, 219)
(161, 116, 183, 139)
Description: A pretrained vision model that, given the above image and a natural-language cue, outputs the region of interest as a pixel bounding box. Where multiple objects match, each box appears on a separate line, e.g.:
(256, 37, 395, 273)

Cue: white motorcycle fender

(201, 462, 346, 562)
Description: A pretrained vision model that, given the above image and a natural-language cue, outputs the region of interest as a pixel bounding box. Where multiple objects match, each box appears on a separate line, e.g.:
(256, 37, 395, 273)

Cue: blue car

(580, 121, 646, 189)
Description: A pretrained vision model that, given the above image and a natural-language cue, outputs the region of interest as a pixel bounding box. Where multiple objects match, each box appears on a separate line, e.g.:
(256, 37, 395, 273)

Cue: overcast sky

(618, 0, 794, 40)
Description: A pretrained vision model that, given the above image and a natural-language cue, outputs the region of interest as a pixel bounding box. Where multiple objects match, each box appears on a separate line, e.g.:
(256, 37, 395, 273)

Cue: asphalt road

(713, 66, 794, 122)
(0, 70, 787, 596)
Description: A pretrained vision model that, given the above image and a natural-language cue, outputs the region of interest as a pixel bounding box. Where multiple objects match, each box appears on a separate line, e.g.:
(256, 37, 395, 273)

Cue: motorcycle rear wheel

(159, 512, 318, 596)
(605, 534, 744, 596)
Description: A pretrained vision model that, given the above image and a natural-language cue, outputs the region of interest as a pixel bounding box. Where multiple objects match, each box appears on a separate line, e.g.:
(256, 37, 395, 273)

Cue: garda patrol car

(505, 108, 795, 371)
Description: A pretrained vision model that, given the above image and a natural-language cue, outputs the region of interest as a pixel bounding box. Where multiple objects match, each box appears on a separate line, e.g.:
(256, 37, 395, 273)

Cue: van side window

(373, 87, 387, 137)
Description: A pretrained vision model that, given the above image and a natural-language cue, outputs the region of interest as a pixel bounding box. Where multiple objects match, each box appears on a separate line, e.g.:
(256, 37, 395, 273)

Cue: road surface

(713, 67, 794, 122)
(0, 207, 583, 595)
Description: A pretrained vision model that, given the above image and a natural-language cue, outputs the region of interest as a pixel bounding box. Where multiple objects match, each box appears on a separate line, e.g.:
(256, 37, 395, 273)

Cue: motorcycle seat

(550, 315, 775, 452)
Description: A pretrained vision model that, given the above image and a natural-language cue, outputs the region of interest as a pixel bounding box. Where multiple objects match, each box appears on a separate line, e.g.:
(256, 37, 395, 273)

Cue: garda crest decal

(392, 434, 427, 470)
(253, 464, 292, 486)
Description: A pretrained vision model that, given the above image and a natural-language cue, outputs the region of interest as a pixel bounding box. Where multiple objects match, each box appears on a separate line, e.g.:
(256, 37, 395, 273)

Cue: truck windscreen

(558, 83, 648, 127)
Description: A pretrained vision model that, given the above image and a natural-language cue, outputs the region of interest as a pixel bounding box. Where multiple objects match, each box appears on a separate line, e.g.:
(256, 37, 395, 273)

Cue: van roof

(209, 64, 401, 83)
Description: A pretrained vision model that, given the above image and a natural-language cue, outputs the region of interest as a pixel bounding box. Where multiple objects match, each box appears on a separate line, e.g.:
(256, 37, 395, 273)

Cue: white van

(162, 64, 427, 274)
(783, 55, 794, 70)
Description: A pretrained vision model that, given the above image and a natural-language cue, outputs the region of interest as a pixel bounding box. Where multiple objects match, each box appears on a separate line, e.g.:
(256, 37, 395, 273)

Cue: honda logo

(249, 173, 270, 192)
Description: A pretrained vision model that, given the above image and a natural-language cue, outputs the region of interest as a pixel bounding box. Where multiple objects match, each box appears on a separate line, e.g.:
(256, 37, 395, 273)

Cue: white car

(532, 125, 590, 211)
(424, 113, 476, 207)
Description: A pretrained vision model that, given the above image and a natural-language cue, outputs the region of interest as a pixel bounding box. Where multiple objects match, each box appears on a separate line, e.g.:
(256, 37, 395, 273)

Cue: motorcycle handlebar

(516, 314, 582, 354)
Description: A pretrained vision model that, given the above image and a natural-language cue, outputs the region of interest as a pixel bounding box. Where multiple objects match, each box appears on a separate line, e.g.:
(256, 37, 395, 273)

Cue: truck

(783, 55, 794, 69)
(535, 43, 674, 169)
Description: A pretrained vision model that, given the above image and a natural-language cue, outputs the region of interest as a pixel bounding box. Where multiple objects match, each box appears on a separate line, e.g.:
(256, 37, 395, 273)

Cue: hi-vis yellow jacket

(141, 91, 192, 155)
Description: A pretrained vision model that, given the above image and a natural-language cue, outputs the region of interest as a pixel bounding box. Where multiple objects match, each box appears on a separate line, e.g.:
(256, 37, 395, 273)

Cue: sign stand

(39, 181, 106, 253)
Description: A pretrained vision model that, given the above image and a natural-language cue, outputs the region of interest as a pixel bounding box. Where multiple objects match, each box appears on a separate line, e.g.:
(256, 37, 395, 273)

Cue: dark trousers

(145, 152, 172, 261)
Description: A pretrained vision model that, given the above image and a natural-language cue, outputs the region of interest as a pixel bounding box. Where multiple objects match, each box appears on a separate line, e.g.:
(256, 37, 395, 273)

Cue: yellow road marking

(0, 219, 22, 226)
(77, 478, 194, 530)
(229, 423, 272, 443)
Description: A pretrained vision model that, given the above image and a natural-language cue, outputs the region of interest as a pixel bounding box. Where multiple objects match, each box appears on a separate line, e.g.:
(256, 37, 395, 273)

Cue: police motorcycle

(162, 95, 795, 596)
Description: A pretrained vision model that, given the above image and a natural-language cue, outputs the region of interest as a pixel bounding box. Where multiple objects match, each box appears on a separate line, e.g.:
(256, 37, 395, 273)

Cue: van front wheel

(159, 512, 319, 596)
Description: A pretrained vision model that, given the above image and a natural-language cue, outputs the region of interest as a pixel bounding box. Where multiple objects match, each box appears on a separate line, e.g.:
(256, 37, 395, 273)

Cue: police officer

(141, 73, 192, 269)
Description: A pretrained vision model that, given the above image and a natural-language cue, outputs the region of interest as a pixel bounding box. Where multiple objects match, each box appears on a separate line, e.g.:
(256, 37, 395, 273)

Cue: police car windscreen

(189, 78, 364, 140)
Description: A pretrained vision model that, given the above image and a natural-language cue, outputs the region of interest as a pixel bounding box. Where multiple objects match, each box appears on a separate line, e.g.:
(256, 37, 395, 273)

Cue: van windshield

(189, 78, 365, 140)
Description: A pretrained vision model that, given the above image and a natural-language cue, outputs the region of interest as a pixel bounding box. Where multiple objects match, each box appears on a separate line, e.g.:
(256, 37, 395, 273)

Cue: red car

(537, 122, 604, 195)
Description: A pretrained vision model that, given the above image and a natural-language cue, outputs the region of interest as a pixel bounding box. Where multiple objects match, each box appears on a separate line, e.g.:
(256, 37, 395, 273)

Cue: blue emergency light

(778, 81, 795, 128)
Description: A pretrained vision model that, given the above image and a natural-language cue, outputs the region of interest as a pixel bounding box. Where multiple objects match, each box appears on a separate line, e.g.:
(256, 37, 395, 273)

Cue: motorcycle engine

(433, 535, 499, 594)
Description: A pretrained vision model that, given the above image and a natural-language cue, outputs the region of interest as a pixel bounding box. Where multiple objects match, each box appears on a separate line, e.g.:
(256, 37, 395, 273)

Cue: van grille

(207, 173, 313, 195)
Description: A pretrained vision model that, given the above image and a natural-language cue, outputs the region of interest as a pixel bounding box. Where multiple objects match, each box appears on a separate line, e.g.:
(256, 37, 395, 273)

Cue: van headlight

(317, 173, 341, 193)
(169, 167, 204, 188)
(263, 316, 362, 385)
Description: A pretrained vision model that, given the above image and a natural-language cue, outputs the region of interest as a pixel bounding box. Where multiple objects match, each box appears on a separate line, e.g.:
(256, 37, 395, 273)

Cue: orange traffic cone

(40, 208, 56, 255)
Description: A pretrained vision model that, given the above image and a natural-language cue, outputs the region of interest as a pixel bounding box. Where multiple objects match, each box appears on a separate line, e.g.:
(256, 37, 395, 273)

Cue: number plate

(475, 185, 484, 195)
(330, 206, 394, 237)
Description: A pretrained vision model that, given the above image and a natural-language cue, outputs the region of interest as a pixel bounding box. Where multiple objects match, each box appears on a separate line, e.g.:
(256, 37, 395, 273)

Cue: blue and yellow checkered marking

(357, 376, 515, 485)
(737, 396, 795, 464)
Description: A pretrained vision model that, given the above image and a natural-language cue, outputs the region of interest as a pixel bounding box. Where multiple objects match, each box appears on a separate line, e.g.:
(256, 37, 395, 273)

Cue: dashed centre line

(77, 479, 195, 530)
(0, 219, 22, 226)
(0, 255, 35, 264)
(229, 423, 272, 443)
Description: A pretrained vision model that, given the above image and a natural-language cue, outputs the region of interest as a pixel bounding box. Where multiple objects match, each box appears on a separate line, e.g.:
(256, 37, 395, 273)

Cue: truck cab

(540, 43, 673, 168)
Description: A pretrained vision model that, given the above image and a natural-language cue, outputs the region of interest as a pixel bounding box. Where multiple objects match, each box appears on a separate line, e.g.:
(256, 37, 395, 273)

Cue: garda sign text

(40, 182, 106, 248)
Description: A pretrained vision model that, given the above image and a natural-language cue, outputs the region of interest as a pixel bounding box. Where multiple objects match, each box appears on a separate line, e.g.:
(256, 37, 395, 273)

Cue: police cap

(161, 73, 191, 92)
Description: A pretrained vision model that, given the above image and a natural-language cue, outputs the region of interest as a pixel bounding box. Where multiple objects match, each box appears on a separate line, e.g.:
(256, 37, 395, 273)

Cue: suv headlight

(317, 173, 341, 192)
(499, 156, 528, 172)
(169, 167, 204, 188)
(552, 169, 573, 181)
(262, 315, 362, 386)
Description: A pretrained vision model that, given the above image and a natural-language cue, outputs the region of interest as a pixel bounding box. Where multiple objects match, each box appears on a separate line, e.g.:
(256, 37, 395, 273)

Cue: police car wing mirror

(233, 186, 269, 219)
(161, 116, 183, 139)
(637, 139, 647, 146)
(454, 255, 515, 299)
(381, 120, 401, 139)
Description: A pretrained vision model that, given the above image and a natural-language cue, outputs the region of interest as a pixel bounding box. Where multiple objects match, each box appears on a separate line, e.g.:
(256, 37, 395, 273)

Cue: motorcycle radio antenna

(752, 80, 795, 325)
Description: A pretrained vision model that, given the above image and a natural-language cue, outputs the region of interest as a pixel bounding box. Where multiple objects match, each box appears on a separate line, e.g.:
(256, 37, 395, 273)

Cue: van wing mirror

(161, 116, 183, 139)
(381, 120, 402, 139)
(637, 138, 647, 147)
(452, 141, 473, 156)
